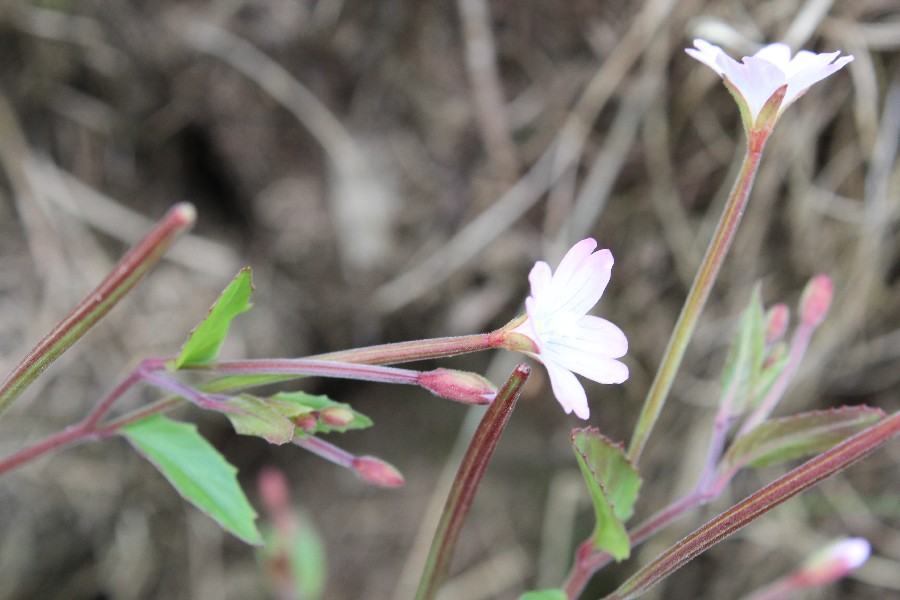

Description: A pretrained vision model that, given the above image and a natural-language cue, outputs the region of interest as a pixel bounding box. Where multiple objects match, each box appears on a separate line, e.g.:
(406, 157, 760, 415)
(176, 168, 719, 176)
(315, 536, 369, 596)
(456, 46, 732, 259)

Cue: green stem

(0, 203, 196, 419)
(627, 147, 763, 463)
(605, 411, 900, 600)
(414, 364, 530, 600)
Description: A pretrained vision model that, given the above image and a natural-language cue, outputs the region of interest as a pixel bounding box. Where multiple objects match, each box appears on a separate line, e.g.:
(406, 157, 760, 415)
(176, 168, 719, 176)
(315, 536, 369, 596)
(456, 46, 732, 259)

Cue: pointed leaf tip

(121, 414, 262, 545)
(174, 268, 254, 369)
(571, 428, 642, 560)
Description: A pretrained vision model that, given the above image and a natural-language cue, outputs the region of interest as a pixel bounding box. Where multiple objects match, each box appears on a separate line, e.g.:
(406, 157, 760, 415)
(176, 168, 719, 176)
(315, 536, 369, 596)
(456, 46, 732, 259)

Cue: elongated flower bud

(418, 368, 496, 405)
(352, 456, 405, 488)
(799, 275, 833, 328)
(790, 537, 870, 587)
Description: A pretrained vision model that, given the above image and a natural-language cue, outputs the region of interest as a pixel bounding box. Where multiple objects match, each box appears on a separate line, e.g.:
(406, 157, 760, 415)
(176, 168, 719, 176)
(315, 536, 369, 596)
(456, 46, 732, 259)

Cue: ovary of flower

(509, 238, 628, 419)
(686, 39, 853, 131)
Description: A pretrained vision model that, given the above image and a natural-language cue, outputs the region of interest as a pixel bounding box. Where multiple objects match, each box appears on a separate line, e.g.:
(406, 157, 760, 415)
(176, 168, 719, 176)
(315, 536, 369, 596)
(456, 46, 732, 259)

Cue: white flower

(509, 238, 628, 419)
(686, 39, 853, 129)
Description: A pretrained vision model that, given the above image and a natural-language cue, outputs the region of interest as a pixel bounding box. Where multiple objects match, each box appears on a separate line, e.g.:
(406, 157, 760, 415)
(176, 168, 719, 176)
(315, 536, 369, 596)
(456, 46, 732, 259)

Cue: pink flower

(506, 239, 628, 419)
(686, 39, 853, 133)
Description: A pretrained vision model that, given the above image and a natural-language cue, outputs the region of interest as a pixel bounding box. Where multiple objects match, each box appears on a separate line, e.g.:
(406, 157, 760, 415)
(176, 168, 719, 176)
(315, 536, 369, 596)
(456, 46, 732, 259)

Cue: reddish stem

(0, 203, 196, 418)
(604, 411, 900, 600)
(414, 364, 530, 600)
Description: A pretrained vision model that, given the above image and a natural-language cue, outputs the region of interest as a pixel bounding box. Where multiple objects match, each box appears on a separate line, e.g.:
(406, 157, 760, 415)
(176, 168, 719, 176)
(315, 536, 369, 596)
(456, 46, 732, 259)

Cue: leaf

(224, 394, 296, 445)
(720, 285, 766, 416)
(519, 590, 567, 600)
(272, 391, 373, 434)
(121, 414, 262, 545)
(213, 391, 372, 444)
(174, 268, 254, 369)
(571, 428, 642, 561)
(722, 406, 886, 471)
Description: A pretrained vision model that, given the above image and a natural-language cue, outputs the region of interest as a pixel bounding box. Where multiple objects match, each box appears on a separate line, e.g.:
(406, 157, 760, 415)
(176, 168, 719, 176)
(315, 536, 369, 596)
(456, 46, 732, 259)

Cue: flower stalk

(414, 364, 530, 600)
(0, 203, 196, 420)
(628, 147, 763, 463)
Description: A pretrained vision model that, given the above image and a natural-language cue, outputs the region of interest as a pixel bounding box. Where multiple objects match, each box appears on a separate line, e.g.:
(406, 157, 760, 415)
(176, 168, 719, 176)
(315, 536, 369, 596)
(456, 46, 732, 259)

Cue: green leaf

(722, 406, 886, 471)
(224, 394, 296, 445)
(174, 268, 254, 369)
(121, 414, 262, 545)
(720, 285, 766, 416)
(571, 428, 642, 561)
(214, 391, 372, 445)
(519, 590, 567, 600)
(272, 391, 373, 434)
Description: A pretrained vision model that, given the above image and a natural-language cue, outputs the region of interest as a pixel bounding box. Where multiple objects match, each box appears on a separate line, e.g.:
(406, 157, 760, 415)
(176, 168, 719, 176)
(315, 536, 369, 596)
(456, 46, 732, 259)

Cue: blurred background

(0, 1, 898, 599)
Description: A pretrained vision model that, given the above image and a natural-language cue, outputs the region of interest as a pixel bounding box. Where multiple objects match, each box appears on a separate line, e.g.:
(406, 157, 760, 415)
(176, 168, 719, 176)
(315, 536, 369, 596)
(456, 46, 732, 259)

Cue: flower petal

(544, 342, 629, 385)
(545, 245, 613, 318)
(528, 260, 553, 304)
(544, 360, 590, 419)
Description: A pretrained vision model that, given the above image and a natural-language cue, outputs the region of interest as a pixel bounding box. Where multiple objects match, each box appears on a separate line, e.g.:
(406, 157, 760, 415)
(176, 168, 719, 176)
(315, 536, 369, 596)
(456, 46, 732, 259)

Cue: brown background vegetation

(0, 1, 898, 599)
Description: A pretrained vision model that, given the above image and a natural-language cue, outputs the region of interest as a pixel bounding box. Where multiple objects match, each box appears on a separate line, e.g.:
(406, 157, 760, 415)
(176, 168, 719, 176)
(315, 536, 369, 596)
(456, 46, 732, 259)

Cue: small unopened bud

(418, 368, 496, 405)
(294, 414, 318, 431)
(799, 275, 833, 328)
(257, 467, 291, 515)
(791, 537, 871, 587)
(764, 303, 790, 345)
(352, 456, 405, 488)
(319, 406, 355, 427)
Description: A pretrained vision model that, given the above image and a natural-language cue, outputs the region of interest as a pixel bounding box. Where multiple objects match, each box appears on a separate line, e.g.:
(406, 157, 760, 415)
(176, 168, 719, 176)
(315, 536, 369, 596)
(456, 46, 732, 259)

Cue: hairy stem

(0, 203, 196, 419)
(606, 411, 900, 600)
(415, 364, 529, 600)
(628, 148, 763, 463)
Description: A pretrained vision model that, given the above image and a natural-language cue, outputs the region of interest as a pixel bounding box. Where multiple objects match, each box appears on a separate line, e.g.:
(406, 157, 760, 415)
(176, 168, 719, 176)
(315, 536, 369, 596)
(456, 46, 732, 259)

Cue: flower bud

(418, 368, 496, 405)
(764, 303, 790, 345)
(799, 275, 833, 328)
(351, 456, 405, 488)
(293, 414, 318, 431)
(791, 537, 870, 587)
(319, 406, 355, 427)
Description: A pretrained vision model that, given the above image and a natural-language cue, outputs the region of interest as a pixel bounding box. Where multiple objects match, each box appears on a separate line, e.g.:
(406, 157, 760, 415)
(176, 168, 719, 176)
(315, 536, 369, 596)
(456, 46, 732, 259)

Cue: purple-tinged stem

(308, 331, 504, 366)
(192, 359, 421, 385)
(414, 364, 529, 600)
(293, 435, 355, 468)
(604, 411, 900, 600)
(737, 321, 814, 437)
(628, 147, 763, 464)
(0, 359, 174, 476)
(0, 203, 196, 419)
(563, 488, 709, 598)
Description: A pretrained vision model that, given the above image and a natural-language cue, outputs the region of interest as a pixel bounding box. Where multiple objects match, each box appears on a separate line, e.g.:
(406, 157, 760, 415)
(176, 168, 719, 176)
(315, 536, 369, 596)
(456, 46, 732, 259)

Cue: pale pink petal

(723, 56, 786, 119)
(549, 238, 599, 295)
(571, 315, 629, 357)
(544, 361, 590, 419)
(686, 39, 853, 123)
(685, 39, 728, 75)
(544, 343, 629, 385)
(783, 55, 853, 106)
(546, 247, 613, 318)
(528, 260, 553, 303)
(752, 42, 792, 67)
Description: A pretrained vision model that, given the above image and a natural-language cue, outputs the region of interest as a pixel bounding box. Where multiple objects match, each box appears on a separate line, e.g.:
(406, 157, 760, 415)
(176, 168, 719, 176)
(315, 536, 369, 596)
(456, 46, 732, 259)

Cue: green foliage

(221, 391, 372, 445)
(121, 414, 262, 545)
(173, 268, 254, 369)
(518, 590, 567, 600)
(720, 285, 766, 416)
(571, 428, 642, 561)
(722, 406, 885, 471)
